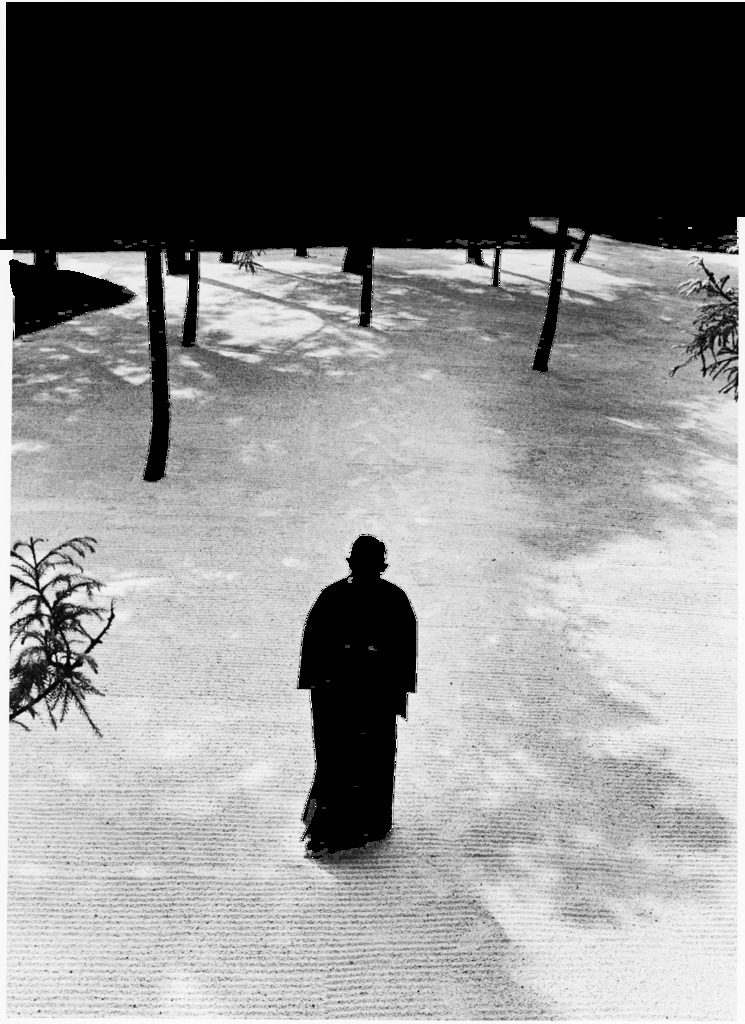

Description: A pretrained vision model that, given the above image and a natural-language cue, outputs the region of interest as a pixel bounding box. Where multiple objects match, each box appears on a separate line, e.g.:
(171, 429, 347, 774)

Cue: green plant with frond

(672, 256, 739, 399)
(10, 537, 115, 735)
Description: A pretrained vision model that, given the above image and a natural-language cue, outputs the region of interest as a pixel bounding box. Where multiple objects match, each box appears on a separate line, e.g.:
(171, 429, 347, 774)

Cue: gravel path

(8, 244, 738, 1018)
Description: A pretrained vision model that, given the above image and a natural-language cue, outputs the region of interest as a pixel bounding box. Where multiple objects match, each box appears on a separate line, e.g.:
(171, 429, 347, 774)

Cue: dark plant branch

(82, 602, 116, 657)
(235, 250, 265, 274)
(673, 258, 738, 400)
(698, 260, 735, 302)
(9, 537, 114, 734)
(10, 669, 65, 722)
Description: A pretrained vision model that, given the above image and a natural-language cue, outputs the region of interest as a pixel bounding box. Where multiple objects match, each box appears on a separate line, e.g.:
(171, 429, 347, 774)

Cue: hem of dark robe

(301, 688, 398, 852)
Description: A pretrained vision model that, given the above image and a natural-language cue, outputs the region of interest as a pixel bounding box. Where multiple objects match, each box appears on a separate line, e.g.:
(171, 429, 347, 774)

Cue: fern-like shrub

(10, 537, 115, 735)
(672, 256, 739, 399)
(235, 249, 265, 274)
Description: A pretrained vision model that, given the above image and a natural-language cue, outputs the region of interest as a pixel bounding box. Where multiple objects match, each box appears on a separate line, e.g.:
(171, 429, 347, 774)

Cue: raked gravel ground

(7, 243, 738, 1018)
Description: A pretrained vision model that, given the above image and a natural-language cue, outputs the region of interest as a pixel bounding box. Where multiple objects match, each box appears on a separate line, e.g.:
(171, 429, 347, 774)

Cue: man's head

(347, 535, 388, 577)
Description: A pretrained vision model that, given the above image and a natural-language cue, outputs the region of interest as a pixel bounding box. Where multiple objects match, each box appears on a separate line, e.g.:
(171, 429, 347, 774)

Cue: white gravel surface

(7, 243, 738, 1018)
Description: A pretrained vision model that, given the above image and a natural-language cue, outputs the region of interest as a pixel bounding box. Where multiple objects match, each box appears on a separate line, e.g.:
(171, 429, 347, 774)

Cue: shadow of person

(298, 536, 417, 858)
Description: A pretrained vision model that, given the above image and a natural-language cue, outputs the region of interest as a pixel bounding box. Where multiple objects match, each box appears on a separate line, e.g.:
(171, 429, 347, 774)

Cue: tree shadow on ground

(454, 679, 733, 929)
(6, 852, 553, 1017)
(287, 844, 553, 1019)
(401, 552, 735, 937)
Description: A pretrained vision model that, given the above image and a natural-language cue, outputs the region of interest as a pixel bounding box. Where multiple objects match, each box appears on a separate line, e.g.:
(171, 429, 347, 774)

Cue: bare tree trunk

(342, 246, 366, 274)
(219, 251, 234, 263)
(571, 230, 591, 263)
(532, 218, 569, 372)
(143, 244, 171, 481)
(294, 247, 309, 258)
(358, 247, 374, 327)
(34, 250, 57, 270)
(491, 246, 502, 287)
(182, 246, 199, 347)
(466, 242, 486, 266)
(166, 249, 189, 275)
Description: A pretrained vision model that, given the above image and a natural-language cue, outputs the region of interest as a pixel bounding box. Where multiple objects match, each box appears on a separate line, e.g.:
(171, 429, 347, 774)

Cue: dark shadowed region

(11, 259, 135, 337)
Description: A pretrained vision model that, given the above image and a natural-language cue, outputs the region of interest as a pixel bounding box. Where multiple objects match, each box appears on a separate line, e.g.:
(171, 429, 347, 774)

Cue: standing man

(298, 536, 417, 857)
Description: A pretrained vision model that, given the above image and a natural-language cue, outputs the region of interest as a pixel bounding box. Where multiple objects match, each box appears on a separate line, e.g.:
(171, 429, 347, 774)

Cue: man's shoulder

(379, 578, 414, 606)
(313, 577, 412, 606)
(315, 578, 352, 601)
(380, 578, 405, 595)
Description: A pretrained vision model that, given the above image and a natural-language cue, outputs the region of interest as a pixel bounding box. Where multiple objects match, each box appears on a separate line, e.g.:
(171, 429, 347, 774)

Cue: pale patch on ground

(70, 343, 102, 353)
(216, 348, 263, 364)
(158, 728, 203, 761)
(305, 299, 357, 314)
(19, 372, 64, 385)
(303, 345, 343, 359)
(155, 786, 226, 820)
(282, 556, 308, 569)
(130, 862, 165, 879)
(13, 864, 51, 877)
(65, 767, 95, 788)
(170, 386, 210, 401)
(109, 363, 149, 386)
(236, 762, 276, 788)
(160, 969, 213, 1013)
(177, 353, 214, 378)
(605, 415, 658, 431)
(646, 479, 694, 503)
(12, 439, 49, 453)
(103, 574, 166, 592)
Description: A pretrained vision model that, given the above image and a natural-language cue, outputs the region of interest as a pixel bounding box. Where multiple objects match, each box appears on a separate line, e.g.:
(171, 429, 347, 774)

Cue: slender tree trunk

(466, 242, 486, 266)
(342, 245, 366, 274)
(143, 244, 171, 481)
(294, 247, 309, 258)
(165, 248, 189, 275)
(358, 247, 374, 327)
(491, 246, 502, 287)
(219, 251, 234, 263)
(182, 246, 199, 347)
(532, 218, 569, 372)
(34, 250, 57, 270)
(571, 230, 591, 263)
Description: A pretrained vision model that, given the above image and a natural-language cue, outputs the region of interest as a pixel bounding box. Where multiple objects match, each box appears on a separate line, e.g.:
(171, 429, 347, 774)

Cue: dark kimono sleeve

(389, 591, 417, 718)
(391, 591, 417, 694)
(298, 589, 337, 689)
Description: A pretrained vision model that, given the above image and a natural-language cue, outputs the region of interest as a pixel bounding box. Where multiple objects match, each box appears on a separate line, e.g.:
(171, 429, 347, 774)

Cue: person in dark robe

(298, 535, 417, 857)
